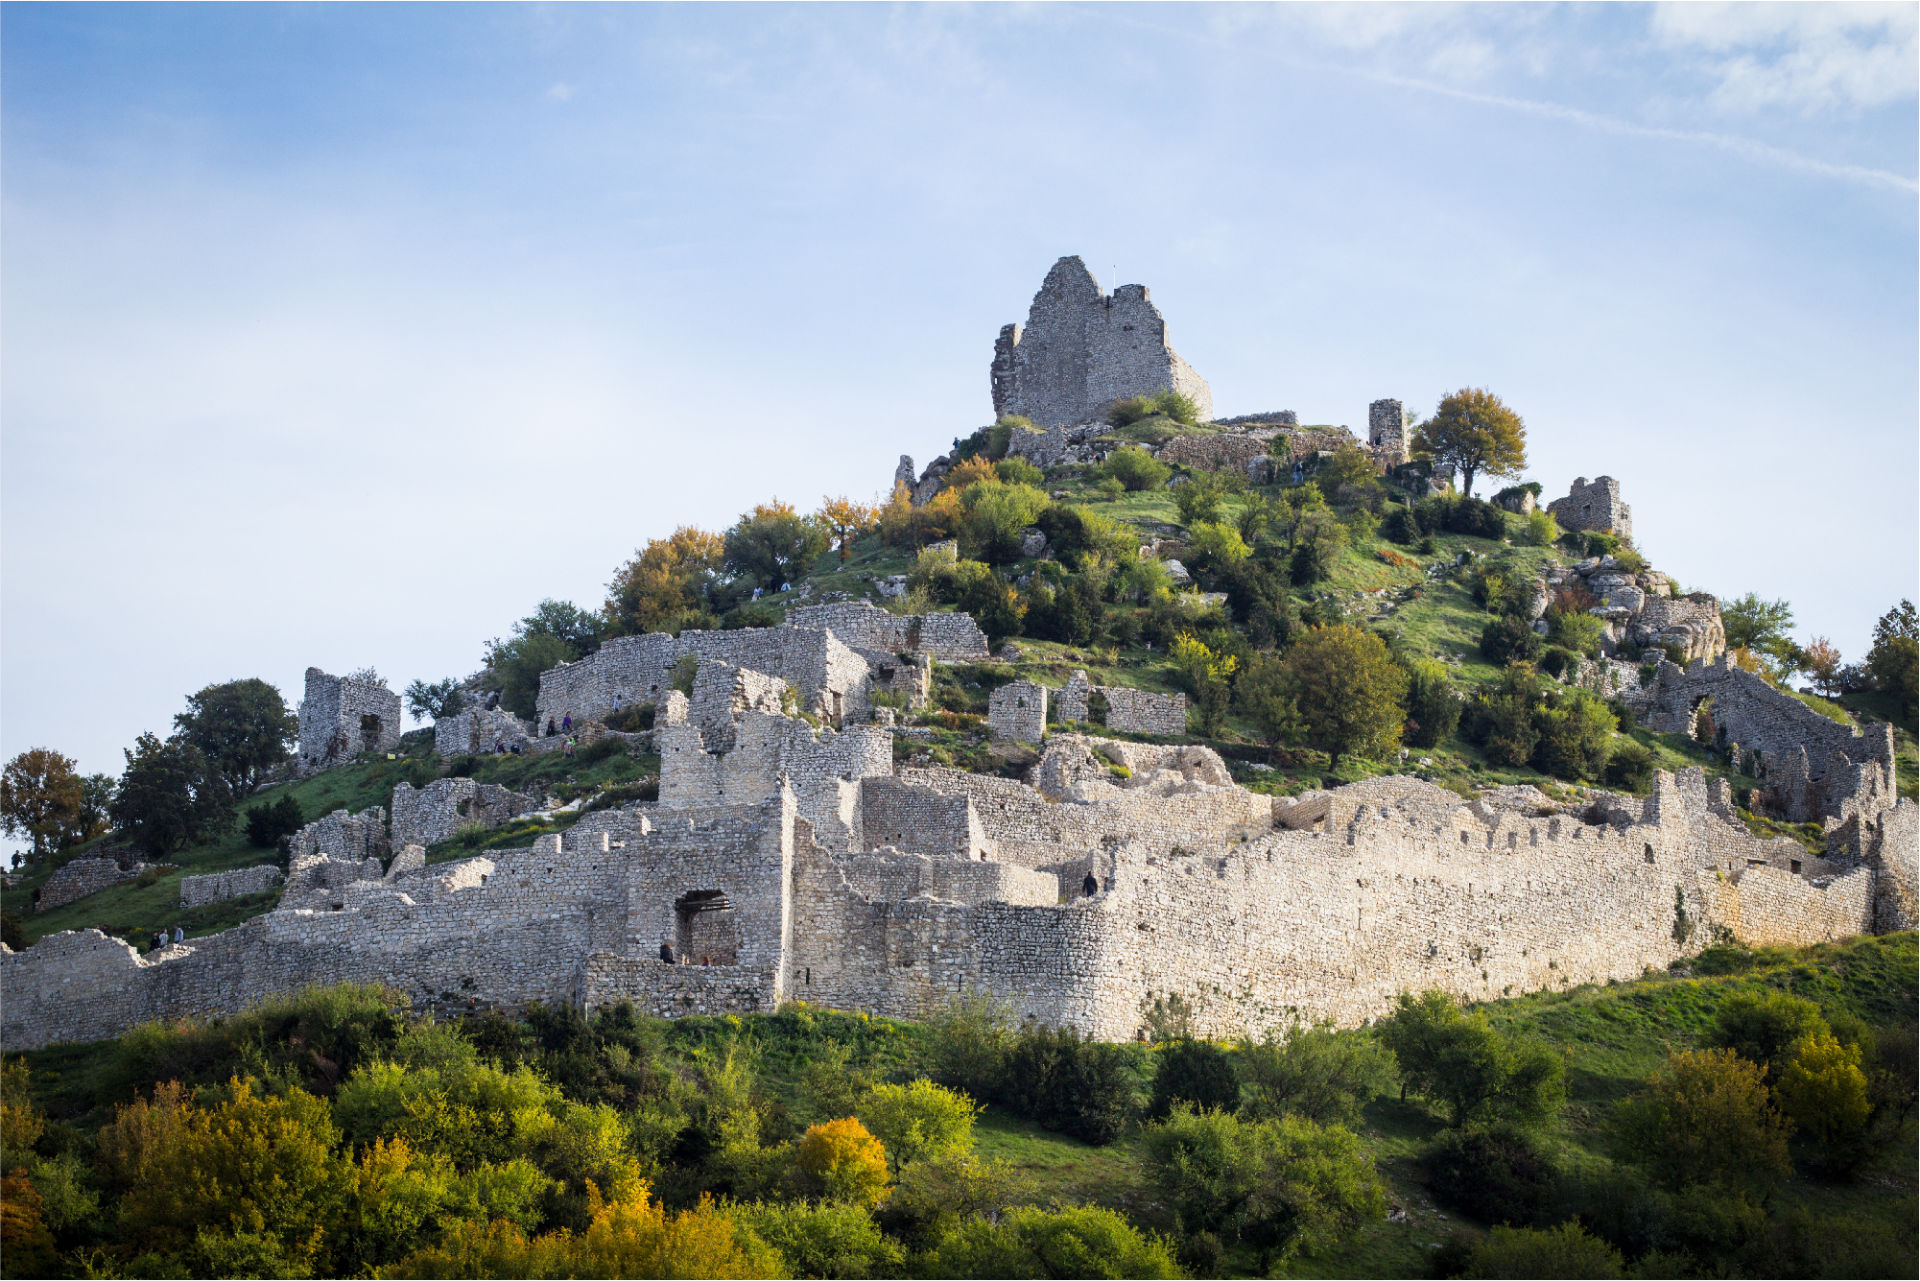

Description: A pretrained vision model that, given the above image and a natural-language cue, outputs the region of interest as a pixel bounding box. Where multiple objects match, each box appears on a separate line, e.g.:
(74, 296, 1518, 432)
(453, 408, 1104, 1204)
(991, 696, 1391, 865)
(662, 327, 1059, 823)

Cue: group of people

(489, 738, 526, 755)
(657, 941, 718, 967)
(147, 925, 183, 952)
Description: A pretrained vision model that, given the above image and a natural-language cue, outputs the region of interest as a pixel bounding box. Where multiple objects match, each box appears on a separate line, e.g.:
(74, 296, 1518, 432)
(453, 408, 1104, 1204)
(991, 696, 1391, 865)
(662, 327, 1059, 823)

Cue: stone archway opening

(675, 890, 740, 965)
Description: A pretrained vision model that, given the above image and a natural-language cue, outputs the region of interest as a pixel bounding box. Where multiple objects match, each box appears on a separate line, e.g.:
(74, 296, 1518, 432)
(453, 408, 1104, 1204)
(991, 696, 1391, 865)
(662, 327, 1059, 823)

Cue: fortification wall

(288, 807, 388, 864)
(659, 712, 890, 852)
(434, 706, 534, 757)
(37, 857, 143, 911)
(1638, 656, 1868, 784)
(180, 865, 284, 908)
(390, 779, 534, 850)
(783, 602, 989, 662)
(1548, 476, 1633, 542)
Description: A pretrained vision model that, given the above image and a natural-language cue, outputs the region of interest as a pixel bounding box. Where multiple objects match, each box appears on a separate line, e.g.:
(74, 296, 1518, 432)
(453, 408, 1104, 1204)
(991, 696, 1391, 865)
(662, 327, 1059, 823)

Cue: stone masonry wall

(1369, 399, 1410, 468)
(390, 779, 535, 850)
(180, 865, 285, 909)
(297, 668, 402, 775)
(37, 858, 142, 911)
(1548, 476, 1634, 543)
(992, 257, 1212, 427)
(783, 602, 990, 663)
(288, 807, 389, 864)
(988, 681, 1048, 741)
(434, 706, 534, 757)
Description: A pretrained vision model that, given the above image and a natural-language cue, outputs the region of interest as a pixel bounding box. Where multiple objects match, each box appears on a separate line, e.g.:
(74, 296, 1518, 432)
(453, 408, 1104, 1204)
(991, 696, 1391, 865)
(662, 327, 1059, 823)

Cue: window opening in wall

(1644, 844, 1655, 864)
(1791, 859, 1802, 874)
(675, 889, 740, 965)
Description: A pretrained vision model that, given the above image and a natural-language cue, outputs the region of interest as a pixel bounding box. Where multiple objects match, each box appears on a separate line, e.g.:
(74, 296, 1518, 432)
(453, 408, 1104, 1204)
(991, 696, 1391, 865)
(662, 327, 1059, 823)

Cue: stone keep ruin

(991, 256, 1213, 427)
(6, 603, 1914, 1051)
(296, 667, 402, 775)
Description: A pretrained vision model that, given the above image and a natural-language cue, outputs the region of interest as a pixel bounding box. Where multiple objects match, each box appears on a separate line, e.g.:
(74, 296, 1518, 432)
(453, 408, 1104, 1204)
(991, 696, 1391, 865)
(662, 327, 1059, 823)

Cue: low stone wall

(391, 779, 534, 850)
(180, 865, 285, 909)
(1158, 432, 1273, 473)
(434, 706, 533, 757)
(1055, 671, 1186, 736)
(37, 858, 141, 911)
(988, 681, 1048, 741)
(289, 807, 388, 864)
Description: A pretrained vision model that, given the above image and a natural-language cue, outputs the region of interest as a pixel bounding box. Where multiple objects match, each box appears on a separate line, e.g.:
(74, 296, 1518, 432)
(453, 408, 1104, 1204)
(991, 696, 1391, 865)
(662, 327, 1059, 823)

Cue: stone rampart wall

(434, 706, 533, 757)
(180, 865, 284, 909)
(391, 779, 534, 850)
(37, 857, 141, 911)
(784, 602, 989, 663)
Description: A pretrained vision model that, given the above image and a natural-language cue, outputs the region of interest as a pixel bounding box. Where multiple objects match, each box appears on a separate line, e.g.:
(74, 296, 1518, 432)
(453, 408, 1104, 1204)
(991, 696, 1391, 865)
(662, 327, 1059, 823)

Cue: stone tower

(991, 257, 1212, 427)
(1368, 399, 1410, 469)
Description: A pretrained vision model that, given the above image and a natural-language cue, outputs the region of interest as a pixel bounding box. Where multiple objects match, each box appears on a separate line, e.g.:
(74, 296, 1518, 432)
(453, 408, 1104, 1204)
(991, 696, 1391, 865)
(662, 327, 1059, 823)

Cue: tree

(1275, 625, 1408, 771)
(1377, 991, 1565, 1127)
(1801, 637, 1843, 698)
(1139, 1106, 1386, 1264)
(1480, 615, 1544, 666)
(484, 600, 600, 722)
(723, 500, 829, 591)
(1531, 688, 1616, 782)
(816, 496, 879, 562)
(794, 1117, 890, 1206)
(604, 526, 726, 636)
(1402, 658, 1462, 749)
(856, 1080, 979, 1172)
(1461, 1221, 1624, 1280)
(246, 795, 306, 849)
(110, 733, 234, 856)
(1412, 388, 1527, 498)
(1468, 664, 1542, 767)
(1773, 1030, 1871, 1171)
(404, 678, 466, 724)
(1722, 593, 1802, 681)
(1149, 1038, 1242, 1118)
(1867, 599, 1918, 717)
(1612, 1048, 1792, 1195)
(1237, 1023, 1395, 1128)
(1171, 632, 1237, 737)
(173, 678, 299, 795)
(0, 748, 85, 863)
(1709, 991, 1829, 1078)
(1287, 509, 1348, 586)
(1172, 471, 1236, 527)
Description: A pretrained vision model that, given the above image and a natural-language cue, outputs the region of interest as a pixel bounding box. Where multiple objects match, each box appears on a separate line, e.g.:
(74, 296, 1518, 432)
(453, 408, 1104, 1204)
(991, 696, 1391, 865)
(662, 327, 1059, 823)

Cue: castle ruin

(991, 257, 1213, 427)
(6, 605, 1912, 1052)
(297, 667, 402, 776)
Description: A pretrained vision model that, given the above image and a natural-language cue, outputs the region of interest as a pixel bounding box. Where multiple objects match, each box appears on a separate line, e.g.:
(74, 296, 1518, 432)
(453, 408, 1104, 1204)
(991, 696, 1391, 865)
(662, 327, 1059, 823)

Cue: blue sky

(4, 3, 1916, 794)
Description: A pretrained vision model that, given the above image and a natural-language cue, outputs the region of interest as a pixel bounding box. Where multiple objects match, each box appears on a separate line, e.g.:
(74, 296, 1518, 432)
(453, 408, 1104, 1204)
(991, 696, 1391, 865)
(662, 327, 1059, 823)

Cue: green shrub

(1461, 1221, 1624, 1279)
(1426, 1123, 1559, 1227)
(1149, 1038, 1240, 1118)
(1547, 610, 1605, 657)
(1001, 1025, 1140, 1145)
(1402, 658, 1462, 749)
(1237, 1023, 1394, 1127)
(1377, 990, 1565, 1128)
(929, 1203, 1182, 1280)
(1531, 689, 1616, 782)
(1603, 739, 1654, 791)
(245, 795, 305, 849)
(1480, 616, 1545, 666)
(1109, 389, 1200, 428)
(1100, 446, 1171, 493)
(1708, 991, 1830, 1078)
(994, 455, 1046, 487)
(735, 1200, 904, 1279)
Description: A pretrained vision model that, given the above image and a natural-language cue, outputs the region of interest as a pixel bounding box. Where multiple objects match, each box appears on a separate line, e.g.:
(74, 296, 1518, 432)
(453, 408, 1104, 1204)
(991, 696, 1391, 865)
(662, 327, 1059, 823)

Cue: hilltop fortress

(5, 604, 1913, 1050)
(4, 259, 1914, 1052)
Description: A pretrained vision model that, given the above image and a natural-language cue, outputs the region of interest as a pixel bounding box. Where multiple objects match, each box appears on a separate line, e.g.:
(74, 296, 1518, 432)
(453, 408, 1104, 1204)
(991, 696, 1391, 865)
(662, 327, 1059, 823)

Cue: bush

(1001, 1025, 1140, 1145)
(1461, 1221, 1624, 1279)
(245, 795, 305, 848)
(1547, 610, 1605, 657)
(1467, 664, 1542, 767)
(1237, 1023, 1394, 1127)
(1517, 510, 1560, 547)
(1109, 389, 1200, 428)
(1773, 1030, 1872, 1172)
(794, 1117, 890, 1206)
(1612, 1049, 1791, 1196)
(1149, 1038, 1240, 1118)
(1426, 1123, 1559, 1226)
(1415, 495, 1508, 540)
(995, 456, 1045, 487)
(1538, 645, 1578, 679)
(1531, 689, 1616, 782)
(1377, 990, 1565, 1128)
(1172, 472, 1234, 527)
(929, 1203, 1183, 1280)
(925, 997, 1015, 1103)
(735, 1200, 904, 1279)
(856, 1079, 979, 1172)
(1100, 446, 1171, 492)
(1603, 739, 1654, 791)
(1480, 616, 1544, 666)
(1709, 991, 1830, 1078)
(1402, 658, 1461, 749)
(1139, 1106, 1386, 1263)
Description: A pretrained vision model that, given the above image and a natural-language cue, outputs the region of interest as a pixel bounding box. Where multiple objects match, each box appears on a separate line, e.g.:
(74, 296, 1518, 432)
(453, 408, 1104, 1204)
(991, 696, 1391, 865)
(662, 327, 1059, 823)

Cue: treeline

(3, 935, 1912, 1279)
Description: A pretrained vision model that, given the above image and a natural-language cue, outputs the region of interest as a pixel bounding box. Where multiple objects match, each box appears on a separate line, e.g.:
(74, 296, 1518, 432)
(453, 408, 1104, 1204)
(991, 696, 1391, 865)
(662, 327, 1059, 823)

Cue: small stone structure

(36, 857, 145, 911)
(988, 681, 1049, 741)
(1548, 477, 1633, 543)
(391, 779, 535, 850)
(180, 865, 284, 909)
(1368, 399, 1410, 468)
(288, 807, 389, 865)
(991, 256, 1212, 427)
(435, 706, 534, 757)
(1159, 432, 1273, 474)
(297, 668, 402, 775)
(1055, 670, 1188, 736)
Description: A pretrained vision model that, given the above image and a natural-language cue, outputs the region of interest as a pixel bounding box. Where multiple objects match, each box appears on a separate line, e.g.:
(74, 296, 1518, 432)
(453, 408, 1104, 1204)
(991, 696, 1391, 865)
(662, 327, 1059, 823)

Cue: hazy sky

(4, 3, 1916, 797)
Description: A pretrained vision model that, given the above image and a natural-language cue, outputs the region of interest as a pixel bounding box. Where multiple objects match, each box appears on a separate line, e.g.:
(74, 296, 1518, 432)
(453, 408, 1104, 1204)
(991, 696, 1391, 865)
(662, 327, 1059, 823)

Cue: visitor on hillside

(658, 940, 675, 964)
(493, 738, 503, 754)
(1083, 873, 1098, 897)
(613, 693, 623, 713)
(564, 737, 576, 759)
(172, 925, 184, 944)
(547, 717, 558, 737)
(562, 713, 573, 733)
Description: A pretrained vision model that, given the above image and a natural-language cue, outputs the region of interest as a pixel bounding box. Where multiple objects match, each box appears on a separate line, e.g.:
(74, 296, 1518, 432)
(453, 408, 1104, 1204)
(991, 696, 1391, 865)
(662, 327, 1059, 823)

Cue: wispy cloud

(1652, 2, 1918, 114)
(545, 81, 576, 102)
(1366, 68, 1919, 194)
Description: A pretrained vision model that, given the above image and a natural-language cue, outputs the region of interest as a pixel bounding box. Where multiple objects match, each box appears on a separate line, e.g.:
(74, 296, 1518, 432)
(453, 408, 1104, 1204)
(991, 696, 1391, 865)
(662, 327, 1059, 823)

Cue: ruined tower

(991, 256, 1213, 427)
(1368, 399, 1410, 468)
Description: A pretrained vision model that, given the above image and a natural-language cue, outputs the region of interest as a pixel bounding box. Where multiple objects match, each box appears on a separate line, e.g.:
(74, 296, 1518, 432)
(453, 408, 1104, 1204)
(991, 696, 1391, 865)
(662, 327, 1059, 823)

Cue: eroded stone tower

(991, 256, 1212, 427)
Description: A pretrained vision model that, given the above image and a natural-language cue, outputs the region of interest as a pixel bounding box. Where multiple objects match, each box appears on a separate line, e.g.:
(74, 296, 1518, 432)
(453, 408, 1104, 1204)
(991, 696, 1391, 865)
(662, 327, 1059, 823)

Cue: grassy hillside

(7, 934, 1913, 1279)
